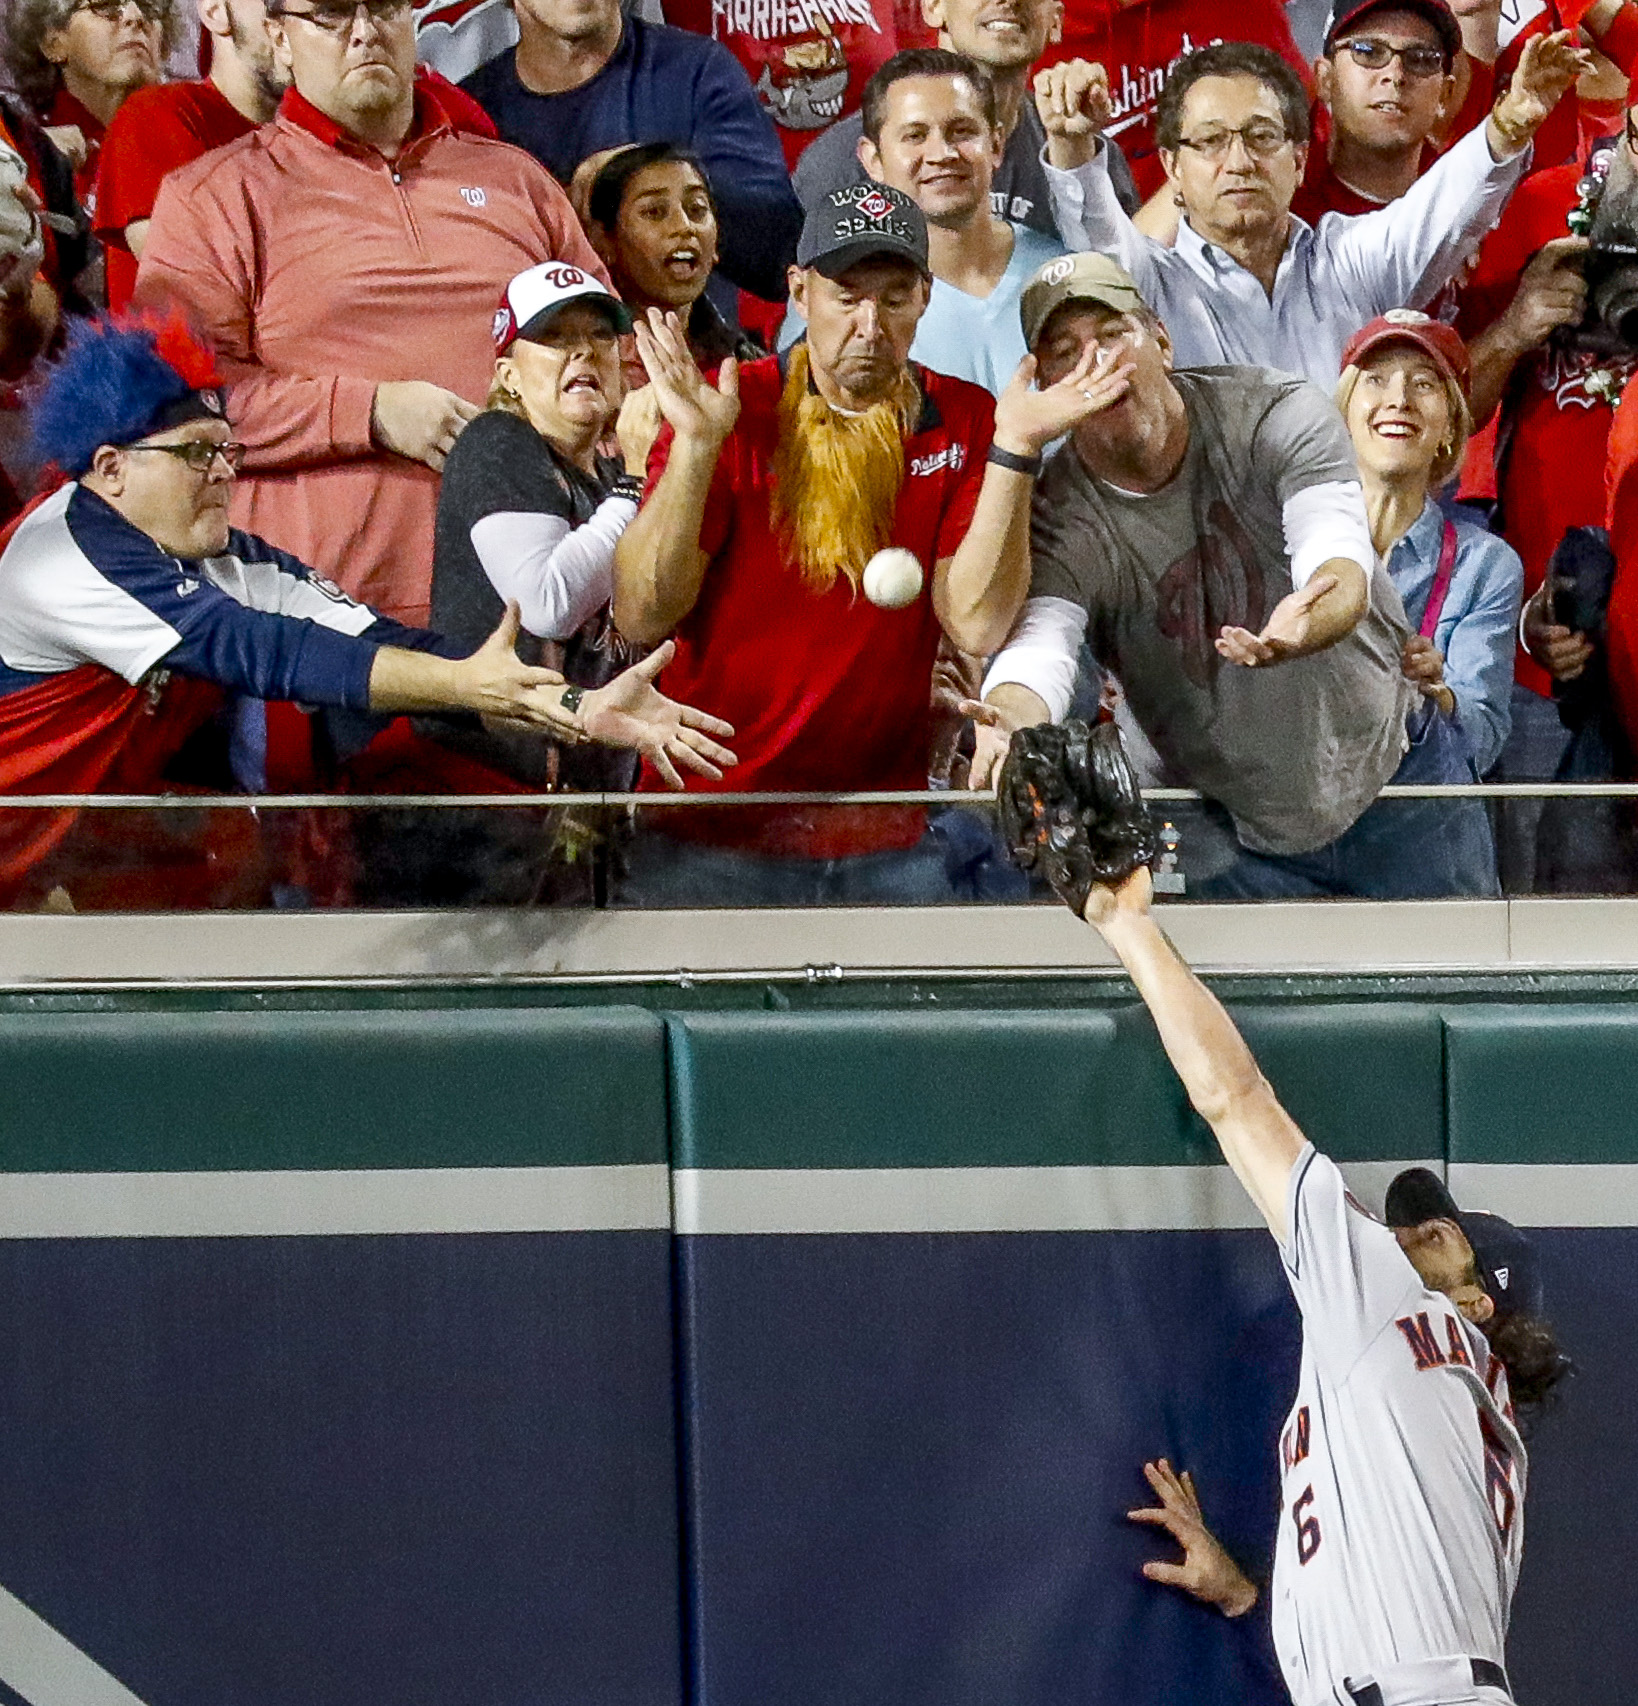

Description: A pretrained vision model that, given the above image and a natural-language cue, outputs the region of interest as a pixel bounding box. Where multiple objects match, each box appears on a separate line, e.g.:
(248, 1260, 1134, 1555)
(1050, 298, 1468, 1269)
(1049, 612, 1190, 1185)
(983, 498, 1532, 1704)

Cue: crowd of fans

(2, 0, 1638, 908)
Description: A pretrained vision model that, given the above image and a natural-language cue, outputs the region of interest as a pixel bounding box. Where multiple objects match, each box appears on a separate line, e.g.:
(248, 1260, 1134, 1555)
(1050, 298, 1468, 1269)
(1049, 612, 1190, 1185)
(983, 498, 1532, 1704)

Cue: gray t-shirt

(1031, 368, 1416, 856)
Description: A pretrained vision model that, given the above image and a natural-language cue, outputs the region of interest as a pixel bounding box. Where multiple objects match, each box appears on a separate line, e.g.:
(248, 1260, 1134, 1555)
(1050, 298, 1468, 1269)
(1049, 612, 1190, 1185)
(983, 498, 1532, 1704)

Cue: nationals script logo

(1538, 343, 1638, 410)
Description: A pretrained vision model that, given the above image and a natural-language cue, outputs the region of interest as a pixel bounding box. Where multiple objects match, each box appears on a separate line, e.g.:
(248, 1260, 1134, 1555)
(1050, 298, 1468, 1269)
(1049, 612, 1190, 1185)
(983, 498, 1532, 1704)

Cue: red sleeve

(94, 89, 203, 241)
(414, 68, 498, 139)
(932, 386, 995, 564)
(1453, 165, 1579, 337)
(644, 420, 736, 558)
(1591, 2, 1638, 74)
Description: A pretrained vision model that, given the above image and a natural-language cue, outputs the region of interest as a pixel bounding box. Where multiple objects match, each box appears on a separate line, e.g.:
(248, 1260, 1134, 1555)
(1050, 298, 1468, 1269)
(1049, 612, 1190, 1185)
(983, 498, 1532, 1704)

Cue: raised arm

(612, 309, 740, 646)
(1084, 868, 1307, 1241)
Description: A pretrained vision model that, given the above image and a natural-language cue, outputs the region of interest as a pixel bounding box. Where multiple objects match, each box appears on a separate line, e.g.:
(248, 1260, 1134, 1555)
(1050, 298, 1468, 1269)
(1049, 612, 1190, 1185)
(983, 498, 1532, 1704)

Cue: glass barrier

(2, 785, 1638, 911)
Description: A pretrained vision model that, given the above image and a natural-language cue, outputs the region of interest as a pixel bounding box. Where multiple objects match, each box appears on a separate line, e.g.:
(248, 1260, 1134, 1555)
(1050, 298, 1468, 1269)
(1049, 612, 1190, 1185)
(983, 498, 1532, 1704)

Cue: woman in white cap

(431, 259, 663, 794)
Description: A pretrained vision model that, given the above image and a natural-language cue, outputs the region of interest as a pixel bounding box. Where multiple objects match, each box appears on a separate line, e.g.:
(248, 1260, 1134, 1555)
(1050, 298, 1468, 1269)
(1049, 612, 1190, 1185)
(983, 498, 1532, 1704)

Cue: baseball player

(997, 725, 1572, 1706)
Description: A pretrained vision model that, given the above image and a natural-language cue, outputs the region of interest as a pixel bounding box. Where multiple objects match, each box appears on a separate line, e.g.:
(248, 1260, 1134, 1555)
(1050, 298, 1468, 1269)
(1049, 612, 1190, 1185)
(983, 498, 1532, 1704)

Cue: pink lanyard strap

(1419, 518, 1459, 641)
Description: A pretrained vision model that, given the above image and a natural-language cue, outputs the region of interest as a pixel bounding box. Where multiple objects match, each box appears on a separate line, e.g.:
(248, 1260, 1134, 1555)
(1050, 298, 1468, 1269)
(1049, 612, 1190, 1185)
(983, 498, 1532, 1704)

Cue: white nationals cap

(492, 261, 633, 352)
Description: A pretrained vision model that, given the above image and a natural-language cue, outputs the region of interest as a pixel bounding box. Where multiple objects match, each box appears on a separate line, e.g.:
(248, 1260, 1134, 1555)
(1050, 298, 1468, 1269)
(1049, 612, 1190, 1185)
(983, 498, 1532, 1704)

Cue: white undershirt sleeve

(468, 494, 638, 641)
(1282, 479, 1376, 590)
(979, 595, 1087, 723)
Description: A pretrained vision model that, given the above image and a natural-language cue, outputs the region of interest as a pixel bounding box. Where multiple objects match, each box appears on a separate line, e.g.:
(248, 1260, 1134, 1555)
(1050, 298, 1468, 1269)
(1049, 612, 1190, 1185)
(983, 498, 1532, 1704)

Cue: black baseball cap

(797, 183, 931, 280)
(1324, 0, 1461, 61)
(1385, 1168, 1543, 1320)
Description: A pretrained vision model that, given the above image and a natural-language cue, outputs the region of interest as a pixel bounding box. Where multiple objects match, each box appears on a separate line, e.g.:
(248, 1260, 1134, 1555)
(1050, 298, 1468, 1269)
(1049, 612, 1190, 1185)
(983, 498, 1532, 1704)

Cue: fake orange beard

(769, 343, 919, 596)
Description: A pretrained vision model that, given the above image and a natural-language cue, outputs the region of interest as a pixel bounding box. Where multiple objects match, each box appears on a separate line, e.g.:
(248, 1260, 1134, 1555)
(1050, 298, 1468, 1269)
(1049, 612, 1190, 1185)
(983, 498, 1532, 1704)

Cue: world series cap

(493, 261, 633, 353)
(1385, 1167, 1544, 1321)
(796, 183, 931, 279)
(1019, 252, 1150, 349)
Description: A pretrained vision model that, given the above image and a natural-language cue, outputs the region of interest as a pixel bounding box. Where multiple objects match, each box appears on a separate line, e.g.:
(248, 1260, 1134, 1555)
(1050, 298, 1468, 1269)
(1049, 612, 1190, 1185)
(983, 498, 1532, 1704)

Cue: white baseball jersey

(1269, 1145, 1527, 1706)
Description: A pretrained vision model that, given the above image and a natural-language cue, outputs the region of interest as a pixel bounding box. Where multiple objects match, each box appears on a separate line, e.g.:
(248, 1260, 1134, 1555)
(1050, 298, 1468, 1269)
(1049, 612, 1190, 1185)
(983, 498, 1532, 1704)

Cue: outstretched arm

(1084, 868, 1306, 1241)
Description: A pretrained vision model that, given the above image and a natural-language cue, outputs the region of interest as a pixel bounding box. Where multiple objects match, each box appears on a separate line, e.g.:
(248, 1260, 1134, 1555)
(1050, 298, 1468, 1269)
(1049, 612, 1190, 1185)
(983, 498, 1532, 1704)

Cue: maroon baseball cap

(1324, 0, 1461, 62)
(1340, 309, 1471, 397)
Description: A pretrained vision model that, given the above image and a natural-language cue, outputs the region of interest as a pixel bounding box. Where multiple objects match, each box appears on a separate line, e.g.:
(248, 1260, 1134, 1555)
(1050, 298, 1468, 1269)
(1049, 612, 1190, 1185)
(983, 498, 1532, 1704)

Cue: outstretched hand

(1490, 30, 1592, 151)
(633, 307, 740, 449)
(1215, 574, 1338, 668)
(580, 640, 737, 789)
(1127, 1459, 1258, 1618)
(993, 344, 1136, 458)
(452, 602, 571, 728)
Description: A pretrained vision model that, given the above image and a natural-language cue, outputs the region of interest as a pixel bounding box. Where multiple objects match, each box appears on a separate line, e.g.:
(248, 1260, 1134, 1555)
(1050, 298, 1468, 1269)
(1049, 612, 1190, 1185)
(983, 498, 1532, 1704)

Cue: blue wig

(30, 314, 222, 477)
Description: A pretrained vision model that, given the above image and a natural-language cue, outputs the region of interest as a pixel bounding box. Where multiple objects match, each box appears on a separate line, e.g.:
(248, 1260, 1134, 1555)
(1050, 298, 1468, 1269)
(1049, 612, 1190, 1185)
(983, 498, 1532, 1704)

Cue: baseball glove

(996, 718, 1158, 913)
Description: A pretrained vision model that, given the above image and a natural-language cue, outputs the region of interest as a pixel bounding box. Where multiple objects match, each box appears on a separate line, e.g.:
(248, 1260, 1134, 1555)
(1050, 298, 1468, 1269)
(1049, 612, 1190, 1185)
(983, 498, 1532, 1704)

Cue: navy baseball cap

(797, 183, 931, 280)
(1385, 1168, 1543, 1321)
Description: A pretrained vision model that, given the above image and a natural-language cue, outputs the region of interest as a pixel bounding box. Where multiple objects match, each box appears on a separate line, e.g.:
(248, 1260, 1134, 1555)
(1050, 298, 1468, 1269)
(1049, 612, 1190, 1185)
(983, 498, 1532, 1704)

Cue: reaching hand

(992, 344, 1136, 459)
(634, 307, 741, 449)
(1033, 60, 1111, 169)
(580, 640, 738, 789)
(1127, 1459, 1258, 1618)
(371, 380, 482, 473)
(616, 383, 662, 478)
(960, 698, 1012, 790)
(450, 602, 571, 729)
(1490, 30, 1592, 151)
(1215, 574, 1338, 668)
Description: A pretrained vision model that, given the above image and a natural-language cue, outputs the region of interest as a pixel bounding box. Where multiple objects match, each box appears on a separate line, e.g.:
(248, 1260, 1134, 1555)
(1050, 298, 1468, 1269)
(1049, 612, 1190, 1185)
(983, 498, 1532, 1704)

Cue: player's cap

(493, 261, 632, 353)
(796, 184, 931, 281)
(1324, 0, 1460, 62)
(1339, 309, 1471, 399)
(1019, 252, 1149, 350)
(1385, 1168, 1543, 1320)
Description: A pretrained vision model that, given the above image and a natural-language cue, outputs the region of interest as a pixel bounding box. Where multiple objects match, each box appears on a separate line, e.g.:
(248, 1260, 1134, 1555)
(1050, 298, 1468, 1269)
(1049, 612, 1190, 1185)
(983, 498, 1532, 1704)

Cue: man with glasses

(1, 0, 174, 210)
(133, 0, 608, 627)
(1296, 0, 1461, 223)
(1031, 33, 1585, 388)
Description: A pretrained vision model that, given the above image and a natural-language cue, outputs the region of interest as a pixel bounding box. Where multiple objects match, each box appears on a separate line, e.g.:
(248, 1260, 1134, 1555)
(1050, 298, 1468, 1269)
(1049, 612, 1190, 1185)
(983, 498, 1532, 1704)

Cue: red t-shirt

(1043, 0, 1311, 200)
(664, 0, 931, 170)
(45, 87, 106, 212)
(1602, 366, 1638, 760)
(641, 354, 994, 857)
(1458, 162, 1634, 698)
(1292, 150, 1401, 225)
(94, 79, 254, 312)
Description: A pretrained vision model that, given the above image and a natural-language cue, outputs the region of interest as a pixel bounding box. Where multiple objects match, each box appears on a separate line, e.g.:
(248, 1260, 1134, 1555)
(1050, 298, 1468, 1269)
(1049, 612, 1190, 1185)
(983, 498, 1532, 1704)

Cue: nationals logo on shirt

(1537, 343, 1638, 411)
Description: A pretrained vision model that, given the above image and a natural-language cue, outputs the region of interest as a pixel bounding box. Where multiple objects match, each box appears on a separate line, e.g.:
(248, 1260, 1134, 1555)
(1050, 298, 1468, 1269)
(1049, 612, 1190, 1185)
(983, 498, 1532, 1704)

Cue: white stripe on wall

(670, 1160, 1436, 1236)
(0, 1582, 148, 1706)
(0, 1165, 671, 1239)
(1448, 1163, 1638, 1228)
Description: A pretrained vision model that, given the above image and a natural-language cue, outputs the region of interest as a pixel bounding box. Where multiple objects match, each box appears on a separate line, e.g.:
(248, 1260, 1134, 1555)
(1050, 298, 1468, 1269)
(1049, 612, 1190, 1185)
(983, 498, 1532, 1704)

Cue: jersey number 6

(1292, 1485, 1322, 1565)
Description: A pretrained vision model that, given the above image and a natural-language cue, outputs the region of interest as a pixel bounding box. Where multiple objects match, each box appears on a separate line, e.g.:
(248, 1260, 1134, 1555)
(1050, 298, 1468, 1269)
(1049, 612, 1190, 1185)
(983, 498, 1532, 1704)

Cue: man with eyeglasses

(133, 0, 609, 628)
(1, 0, 174, 210)
(1031, 32, 1586, 389)
(0, 315, 735, 903)
(1295, 0, 1461, 223)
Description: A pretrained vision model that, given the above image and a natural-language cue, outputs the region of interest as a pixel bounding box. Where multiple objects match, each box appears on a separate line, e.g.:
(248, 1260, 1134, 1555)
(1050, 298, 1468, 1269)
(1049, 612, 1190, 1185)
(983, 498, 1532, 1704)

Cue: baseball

(862, 547, 924, 610)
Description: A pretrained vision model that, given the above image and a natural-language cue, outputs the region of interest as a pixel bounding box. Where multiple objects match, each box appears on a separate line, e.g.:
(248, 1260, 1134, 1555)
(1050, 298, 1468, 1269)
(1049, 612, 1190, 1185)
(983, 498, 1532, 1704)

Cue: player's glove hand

(996, 718, 1158, 913)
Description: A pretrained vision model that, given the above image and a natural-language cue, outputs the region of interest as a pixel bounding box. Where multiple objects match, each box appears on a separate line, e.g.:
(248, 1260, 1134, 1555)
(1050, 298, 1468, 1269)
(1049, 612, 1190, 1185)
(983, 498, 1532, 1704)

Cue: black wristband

(986, 444, 1042, 477)
(611, 473, 645, 504)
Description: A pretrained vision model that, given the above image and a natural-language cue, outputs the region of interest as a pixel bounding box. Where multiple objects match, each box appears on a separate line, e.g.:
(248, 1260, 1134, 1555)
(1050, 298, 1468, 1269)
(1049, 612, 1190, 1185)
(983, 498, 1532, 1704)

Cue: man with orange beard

(613, 182, 1117, 906)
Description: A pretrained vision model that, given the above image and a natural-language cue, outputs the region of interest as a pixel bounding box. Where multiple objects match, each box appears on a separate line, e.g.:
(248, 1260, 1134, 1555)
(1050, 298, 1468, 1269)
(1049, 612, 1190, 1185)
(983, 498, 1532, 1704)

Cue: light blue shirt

(1386, 499, 1524, 776)
(907, 224, 1065, 396)
(778, 223, 1065, 397)
(1045, 123, 1527, 389)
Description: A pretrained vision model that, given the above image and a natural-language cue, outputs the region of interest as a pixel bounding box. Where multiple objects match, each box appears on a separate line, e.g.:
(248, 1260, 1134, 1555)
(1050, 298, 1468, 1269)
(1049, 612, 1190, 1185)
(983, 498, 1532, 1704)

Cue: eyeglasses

(274, 0, 411, 33)
(1337, 37, 1451, 79)
(123, 440, 247, 473)
(1175, 121, 1291, 162)
(75, 0, 169, 23)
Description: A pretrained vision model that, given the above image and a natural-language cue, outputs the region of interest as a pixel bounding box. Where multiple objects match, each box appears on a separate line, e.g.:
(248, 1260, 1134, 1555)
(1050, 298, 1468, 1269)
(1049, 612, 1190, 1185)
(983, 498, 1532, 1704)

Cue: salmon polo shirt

(134, 87, 610, 623)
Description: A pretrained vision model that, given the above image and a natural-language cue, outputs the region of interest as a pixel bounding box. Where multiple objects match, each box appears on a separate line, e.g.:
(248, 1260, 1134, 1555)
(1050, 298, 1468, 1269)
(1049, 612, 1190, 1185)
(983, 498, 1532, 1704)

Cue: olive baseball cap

(1020, 252, 1150, 349)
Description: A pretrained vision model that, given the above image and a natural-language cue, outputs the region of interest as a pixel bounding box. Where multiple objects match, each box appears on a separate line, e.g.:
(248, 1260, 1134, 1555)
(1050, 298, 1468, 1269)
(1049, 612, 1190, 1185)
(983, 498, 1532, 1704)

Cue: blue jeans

(1189, 710, 1499, 900)
(1487, 681, 1575, 894)
(619, 829, 959, 907)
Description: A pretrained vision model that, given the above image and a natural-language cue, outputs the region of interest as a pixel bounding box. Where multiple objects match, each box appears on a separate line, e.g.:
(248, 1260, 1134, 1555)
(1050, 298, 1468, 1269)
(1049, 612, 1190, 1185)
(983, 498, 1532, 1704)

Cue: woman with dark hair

(584, 142, 762, 384)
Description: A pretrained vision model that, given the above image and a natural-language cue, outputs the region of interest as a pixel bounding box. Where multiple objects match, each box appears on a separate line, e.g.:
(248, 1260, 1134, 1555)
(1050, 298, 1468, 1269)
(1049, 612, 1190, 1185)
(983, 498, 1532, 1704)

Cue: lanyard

(1418, 518, 1459, 641)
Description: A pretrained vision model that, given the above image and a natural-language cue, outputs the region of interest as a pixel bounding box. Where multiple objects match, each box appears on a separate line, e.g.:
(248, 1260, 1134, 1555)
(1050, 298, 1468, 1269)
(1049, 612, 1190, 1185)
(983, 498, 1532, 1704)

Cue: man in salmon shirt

(132, 0, 609, 625)
(612, 184, 1115, 906)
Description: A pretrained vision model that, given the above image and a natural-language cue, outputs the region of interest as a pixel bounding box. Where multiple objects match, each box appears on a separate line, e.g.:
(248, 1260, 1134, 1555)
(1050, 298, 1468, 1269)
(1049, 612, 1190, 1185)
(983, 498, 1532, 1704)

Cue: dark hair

(586, 142, 714, 233)
(860, 47, 996, 144)
(1153, 41, 1311, 155)
(1482, 1311, 1575, 1435)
